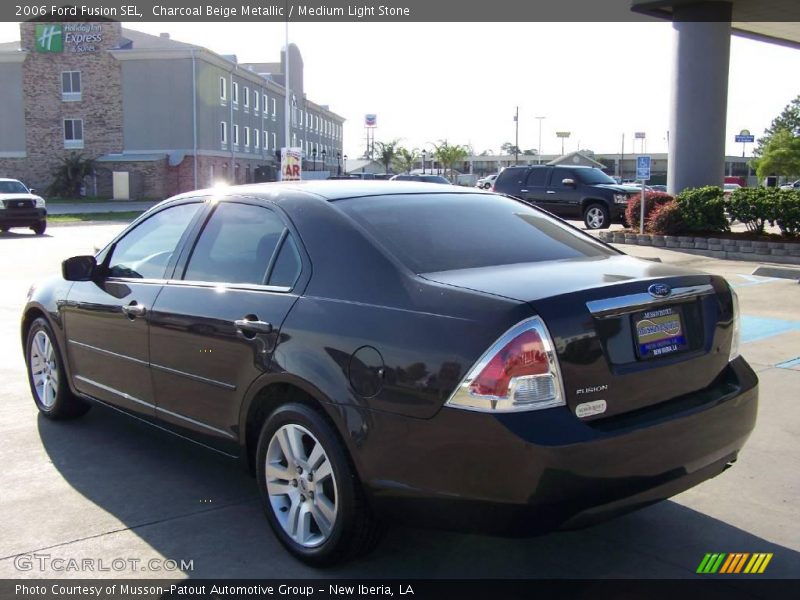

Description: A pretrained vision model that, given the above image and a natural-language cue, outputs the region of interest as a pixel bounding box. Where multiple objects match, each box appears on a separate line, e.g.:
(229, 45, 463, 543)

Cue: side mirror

(29, 188, 36, 194)
(562, 178, 576, 187)
(62, 255, 97, 281)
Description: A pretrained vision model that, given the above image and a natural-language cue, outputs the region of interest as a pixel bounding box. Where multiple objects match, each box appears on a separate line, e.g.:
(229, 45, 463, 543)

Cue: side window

(183, 203, 288, 286)
(525, 168, 548, 187)
(550, 168, 574, 187)
(107, 203, 201, 279)
(268, 235, 302, 288)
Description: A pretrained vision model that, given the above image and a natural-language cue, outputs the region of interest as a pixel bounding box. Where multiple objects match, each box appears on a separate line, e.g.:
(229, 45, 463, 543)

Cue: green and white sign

(35, 24, 63, 53)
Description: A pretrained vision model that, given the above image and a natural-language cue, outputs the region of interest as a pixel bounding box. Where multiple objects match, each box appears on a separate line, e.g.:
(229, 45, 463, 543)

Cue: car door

(520, 167, 551, 210)
(148, 198, 305, 453)
(62, 201, 204, 418)
(545, 167, 583, 218)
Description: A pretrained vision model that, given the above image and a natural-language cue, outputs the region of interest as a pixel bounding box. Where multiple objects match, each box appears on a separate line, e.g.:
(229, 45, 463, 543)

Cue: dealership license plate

(633, 306, 689, 359)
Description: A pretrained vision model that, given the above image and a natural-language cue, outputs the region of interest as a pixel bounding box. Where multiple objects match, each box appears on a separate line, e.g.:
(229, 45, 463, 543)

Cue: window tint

(183, 203, 287, 285)
(107, 203, 201, 279)
(525, 168, 548, 187)
(575, 168, 617, 185)
(337, 193, 611, 274)
(550, 168, 574, 187)
(268, 235, 302, 287)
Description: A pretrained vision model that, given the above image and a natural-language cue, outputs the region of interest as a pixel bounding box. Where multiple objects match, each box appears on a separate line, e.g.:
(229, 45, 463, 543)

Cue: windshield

(0, 180, 29, 194)
(337, 193, 613, 273)
(575, 169, 617, 185)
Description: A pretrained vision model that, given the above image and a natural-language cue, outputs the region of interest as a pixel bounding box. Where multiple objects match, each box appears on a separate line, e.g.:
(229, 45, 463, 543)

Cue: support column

(668, 2, 732, 194)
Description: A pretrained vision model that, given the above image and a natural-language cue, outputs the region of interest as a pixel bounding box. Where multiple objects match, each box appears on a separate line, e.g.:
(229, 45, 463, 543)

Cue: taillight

(446, 317, 565, 412)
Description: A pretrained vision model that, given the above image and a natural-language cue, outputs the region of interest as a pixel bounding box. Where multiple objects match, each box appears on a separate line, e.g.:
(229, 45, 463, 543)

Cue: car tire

(31, 221, 47, 235)
(583, 203, 610, 230)
(256, 402, 382, 566)
(25, 317, 90, 420)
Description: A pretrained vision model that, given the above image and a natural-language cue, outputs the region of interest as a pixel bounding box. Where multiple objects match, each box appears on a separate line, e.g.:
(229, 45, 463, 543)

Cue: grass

(46, 197, 153, 204)
(48, 211, 144, 224)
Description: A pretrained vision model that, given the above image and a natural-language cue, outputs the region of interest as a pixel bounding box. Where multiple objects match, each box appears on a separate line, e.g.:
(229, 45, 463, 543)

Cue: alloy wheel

(29, 330, 58, 408)
(265, 423, 338, 548)
(586, 207, 606, 229)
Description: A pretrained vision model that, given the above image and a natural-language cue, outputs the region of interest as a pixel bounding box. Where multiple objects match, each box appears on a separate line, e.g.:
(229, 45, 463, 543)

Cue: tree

(394, 147, 418, 174)
(755, 95, 800, 157)
(48, 153, 96, 198)
(373, 139, 400, 175)
(578, 148, 596, 157)
(500, 142, 520, 156)
(754, 129, 800, 180)
(434, 140, 469, 182)
(522, 148, 538, 156)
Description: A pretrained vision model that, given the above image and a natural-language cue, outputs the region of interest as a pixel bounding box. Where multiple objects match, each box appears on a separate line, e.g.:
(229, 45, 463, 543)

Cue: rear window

(337, 193, 613, 273)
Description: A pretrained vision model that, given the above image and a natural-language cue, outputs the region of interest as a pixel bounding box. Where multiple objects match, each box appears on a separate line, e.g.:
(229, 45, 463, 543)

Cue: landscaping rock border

(593, 230, 800, 266)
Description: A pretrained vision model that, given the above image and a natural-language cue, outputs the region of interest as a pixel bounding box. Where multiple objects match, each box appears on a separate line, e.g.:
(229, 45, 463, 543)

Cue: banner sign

(281, 147, 302, 181)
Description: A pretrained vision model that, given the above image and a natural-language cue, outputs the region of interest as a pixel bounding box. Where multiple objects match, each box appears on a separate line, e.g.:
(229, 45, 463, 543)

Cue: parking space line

(741, 316, 800, 344)
(776, 357, 800, 370)
(730, 274, 781, 288)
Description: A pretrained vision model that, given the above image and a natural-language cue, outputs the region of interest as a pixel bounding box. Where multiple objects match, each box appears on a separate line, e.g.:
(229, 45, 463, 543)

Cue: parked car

(390, 173, 451, 184)
(493, 165, 638, 229)
(723, 182, 742, 197)
(650, 185, 668, 193)
(23, 181, 757, 566)
(0, 178, 47, 234)
(779, 180, 800, 191)
(476, 174, 498, 189)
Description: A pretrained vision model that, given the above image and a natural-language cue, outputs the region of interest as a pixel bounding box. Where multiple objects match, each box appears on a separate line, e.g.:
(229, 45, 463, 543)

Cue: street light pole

(337, 151, 341, 176)
(514, 106, 519, 165)
(322, 149, 327, 172)
(422, 150, 427, 174)
(536, 116, 545, 164)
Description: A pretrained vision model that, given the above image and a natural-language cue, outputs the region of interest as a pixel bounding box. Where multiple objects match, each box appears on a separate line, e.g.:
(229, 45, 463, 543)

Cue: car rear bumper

(363, 358, 758, 534)
(0, 208, 46, 227)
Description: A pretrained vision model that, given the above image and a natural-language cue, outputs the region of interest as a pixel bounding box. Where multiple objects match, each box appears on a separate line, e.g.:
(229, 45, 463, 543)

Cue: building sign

(365, 114, 377, 128)
(281, 147, 302, 181)
(35, 23, 103, 54)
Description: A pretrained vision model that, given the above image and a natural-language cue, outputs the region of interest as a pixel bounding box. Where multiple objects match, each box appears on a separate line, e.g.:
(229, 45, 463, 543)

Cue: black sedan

(21, 181, 757, 566)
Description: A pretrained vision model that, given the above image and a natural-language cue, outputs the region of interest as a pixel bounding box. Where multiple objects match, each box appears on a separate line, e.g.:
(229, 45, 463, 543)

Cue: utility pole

(514, 106, 519, 165)
(536, 116, 545, 164)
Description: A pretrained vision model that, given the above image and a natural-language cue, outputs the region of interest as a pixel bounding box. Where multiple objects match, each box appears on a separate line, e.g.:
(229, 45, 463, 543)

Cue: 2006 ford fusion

(22, 181, 757, 565)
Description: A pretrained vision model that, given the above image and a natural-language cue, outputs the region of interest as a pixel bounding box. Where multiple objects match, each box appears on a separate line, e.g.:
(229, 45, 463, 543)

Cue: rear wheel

(256, 403, 382, 566)
(31, 221, 47, 235)
(583, 203, 610, 230)
(25, 318, 90, 419)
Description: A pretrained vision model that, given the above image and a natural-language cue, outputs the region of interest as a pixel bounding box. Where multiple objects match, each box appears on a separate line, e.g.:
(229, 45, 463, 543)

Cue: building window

(232, 82, 239, 107)
(220, 121, 228, 145)
(254, 91, 259, 112)
(61, 71, 81, 101)
(263, 130, 268, 150)
(254, 129, 259, 149)
(63, 118, 84, 149)
(271, 98, 276, 119)
(233, 124, 239, 148)
(243, 86, 249, 109)
(272, 132, 277, 150)
(220, 77, 227, 102)
(263, 94, 267, 117)
(244, 126, 250, 149)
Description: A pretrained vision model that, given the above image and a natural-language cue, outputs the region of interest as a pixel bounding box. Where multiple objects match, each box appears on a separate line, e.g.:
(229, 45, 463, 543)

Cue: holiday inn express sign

(35, 23, 103, 53)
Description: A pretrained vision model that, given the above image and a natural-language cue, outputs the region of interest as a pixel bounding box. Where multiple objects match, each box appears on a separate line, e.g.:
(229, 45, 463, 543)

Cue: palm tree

(394, 147, 418, 174)
(434, 141, 469, 182)
(48, 152, 96, 197)
(374, 139, 400, 175)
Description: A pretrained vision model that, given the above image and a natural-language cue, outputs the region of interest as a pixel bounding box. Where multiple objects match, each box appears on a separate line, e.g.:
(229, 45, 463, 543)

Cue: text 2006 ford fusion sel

(22, 181, 757, 565)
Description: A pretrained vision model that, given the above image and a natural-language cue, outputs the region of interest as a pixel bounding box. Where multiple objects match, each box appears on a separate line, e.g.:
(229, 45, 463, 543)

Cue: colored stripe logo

(697, 553, 773, 574)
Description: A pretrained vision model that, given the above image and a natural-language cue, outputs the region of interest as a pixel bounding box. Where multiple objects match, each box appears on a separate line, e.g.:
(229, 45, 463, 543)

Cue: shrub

(675, 186, 729, 233)
(726, 187, 775, 234)
(624, 191, 673, 228)
(48, 152, 95, 197)
(772, 189, 800, 237)
(647, 200, 687, 235)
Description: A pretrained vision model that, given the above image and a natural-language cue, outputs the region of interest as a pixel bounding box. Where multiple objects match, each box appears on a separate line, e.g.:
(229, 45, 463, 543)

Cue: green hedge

(727, 187, 800, 237)
(675, 186, 729, 233)
(773, 189, 800, 236)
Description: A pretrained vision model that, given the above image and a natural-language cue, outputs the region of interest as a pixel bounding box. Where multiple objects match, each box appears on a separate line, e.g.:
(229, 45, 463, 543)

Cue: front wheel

(583, 203, 610, 230)
(31, 221, 47, 235)
(256, 403, 382, 566)
(25, 318, 90, 419)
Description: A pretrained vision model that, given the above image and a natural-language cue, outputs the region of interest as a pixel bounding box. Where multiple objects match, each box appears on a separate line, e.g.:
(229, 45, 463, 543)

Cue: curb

(594, 231, 800, 266)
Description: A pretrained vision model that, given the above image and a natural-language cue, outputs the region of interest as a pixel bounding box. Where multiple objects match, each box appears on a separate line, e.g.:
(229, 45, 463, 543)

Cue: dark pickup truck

(492, 165, 638, 229)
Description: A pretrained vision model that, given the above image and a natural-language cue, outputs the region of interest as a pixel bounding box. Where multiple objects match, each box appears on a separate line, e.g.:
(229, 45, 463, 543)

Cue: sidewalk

(46, 201, 159, 215)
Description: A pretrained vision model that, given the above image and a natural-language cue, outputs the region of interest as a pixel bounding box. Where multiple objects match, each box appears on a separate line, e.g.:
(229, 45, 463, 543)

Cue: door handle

(546, 190, 556, 194)
(122, 302, 146, 319)
(520, 189, 529, 193)
(235, 318, 273, 336)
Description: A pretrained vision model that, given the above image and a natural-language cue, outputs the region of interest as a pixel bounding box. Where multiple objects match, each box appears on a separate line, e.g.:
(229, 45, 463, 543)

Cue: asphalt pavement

(0, 223, 797, 580)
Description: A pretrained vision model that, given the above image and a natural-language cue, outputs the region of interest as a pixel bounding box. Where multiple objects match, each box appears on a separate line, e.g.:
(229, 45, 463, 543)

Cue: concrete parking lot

(0, 222, 798, 579)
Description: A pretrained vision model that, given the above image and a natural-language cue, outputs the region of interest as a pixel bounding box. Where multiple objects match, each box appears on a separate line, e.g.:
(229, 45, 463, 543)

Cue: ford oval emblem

(648, 283, 672, 298)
